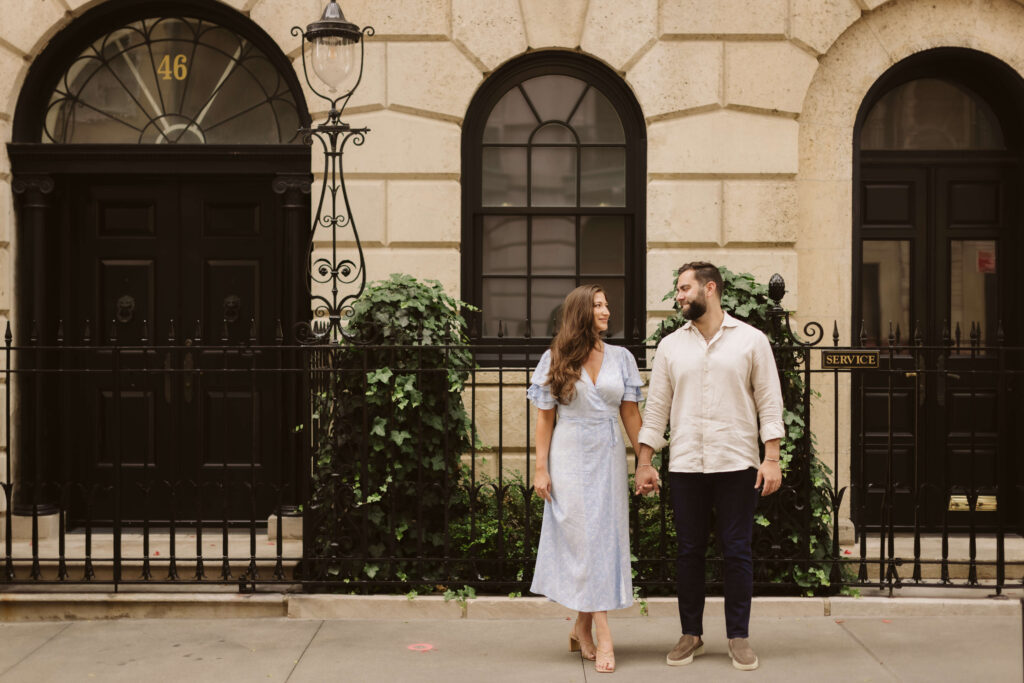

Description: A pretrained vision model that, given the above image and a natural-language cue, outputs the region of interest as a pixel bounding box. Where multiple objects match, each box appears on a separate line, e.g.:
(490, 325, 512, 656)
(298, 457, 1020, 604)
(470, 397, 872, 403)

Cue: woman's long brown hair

(547, 285, 604, 405)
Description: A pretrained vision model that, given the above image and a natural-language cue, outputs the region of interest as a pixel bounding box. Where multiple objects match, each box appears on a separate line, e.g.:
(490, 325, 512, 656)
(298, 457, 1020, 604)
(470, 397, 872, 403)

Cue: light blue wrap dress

(527, 344, 644, 612)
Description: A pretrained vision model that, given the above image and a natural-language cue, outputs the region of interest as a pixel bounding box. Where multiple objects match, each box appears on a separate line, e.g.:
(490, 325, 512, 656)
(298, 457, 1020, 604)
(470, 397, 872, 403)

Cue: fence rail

(1, 318, 1022, 594)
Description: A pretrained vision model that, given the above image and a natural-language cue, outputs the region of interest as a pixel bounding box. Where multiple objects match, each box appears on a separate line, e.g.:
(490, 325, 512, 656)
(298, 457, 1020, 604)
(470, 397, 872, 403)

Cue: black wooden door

(855, 157, 1017, 530)
(66, 175, 284, 524)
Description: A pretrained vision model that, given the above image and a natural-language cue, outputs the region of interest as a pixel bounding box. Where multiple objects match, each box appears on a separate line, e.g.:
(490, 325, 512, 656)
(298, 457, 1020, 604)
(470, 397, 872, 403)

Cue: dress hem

(528, 589, 634, 614)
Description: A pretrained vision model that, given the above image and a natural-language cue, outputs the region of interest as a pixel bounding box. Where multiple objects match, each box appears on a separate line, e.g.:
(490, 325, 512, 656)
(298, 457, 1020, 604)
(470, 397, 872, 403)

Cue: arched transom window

(463, 54, 646, 352)
(43, 16, 301, 144)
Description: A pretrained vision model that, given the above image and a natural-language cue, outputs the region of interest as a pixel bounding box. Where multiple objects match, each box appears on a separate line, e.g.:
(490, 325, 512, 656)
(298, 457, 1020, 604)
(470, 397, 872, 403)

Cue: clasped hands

(633, 461, 783, 497)
(633, 463, 660, 496)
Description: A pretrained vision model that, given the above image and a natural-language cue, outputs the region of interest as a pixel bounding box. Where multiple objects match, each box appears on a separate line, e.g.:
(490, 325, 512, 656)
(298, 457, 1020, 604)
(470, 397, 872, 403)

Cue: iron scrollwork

(292, 20, 376, 344)
(767, 273, 824, 348)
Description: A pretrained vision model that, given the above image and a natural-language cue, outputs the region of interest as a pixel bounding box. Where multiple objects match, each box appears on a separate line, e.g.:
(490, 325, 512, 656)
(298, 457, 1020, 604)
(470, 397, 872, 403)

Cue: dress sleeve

(526, 349, 557, 409)
(620, 346, 644, 403)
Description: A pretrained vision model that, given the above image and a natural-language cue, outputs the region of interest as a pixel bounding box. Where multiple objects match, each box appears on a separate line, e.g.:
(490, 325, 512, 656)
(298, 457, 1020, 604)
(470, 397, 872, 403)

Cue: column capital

(12, 173, 55, 198)
(272, 173, 312, 196)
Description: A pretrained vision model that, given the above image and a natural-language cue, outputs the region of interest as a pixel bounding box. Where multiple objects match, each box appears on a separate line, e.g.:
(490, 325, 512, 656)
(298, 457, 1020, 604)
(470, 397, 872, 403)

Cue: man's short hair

(678, 261, 724, 299)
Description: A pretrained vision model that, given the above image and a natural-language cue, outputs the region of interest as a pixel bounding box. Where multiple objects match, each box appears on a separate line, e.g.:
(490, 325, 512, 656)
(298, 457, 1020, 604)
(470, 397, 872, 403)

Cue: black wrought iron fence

(1, 319, 1021, 594)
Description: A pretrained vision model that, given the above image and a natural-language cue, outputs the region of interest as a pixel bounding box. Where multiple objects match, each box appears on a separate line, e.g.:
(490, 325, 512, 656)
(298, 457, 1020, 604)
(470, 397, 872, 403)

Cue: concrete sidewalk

(0, 599, 1021, 682)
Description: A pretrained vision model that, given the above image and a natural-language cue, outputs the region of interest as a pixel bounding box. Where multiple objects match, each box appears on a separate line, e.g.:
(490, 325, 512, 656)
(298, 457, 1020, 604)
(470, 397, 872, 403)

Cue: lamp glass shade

(311, 35, 357, 93)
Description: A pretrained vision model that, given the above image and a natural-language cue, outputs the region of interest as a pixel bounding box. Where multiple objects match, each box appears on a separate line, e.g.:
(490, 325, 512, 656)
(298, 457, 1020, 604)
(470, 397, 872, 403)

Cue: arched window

(41, 15, 301, 144)
(860, 78, 1005, 151)
(462, 53, 646, 354)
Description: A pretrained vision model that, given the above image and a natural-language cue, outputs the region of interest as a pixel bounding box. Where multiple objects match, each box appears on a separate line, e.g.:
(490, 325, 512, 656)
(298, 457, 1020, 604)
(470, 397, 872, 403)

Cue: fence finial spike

(248, 316, 257, 343)
(996, 320, 1005, 345)
(941, 319, 950, 345)
(858, 320, 867, 346)
(56, 319, 64, 344)
(4, 321, 11, 345)
(954, 321, 961, 347)
(194, 319, 203, 344)
(274, 318, 284, 344)
(109, 319, 117, 343)
(30, 320, 38, 343)
(141, 319, 149, 344)
(168, 318, 176, 343)
(83, 319, 91, 344)
(887, 321, 895, 347)
(913, 321, 923, 345)
(524, 318, 531, 340)
(221, 318, 229, 343)
(832, 321, 839, 346)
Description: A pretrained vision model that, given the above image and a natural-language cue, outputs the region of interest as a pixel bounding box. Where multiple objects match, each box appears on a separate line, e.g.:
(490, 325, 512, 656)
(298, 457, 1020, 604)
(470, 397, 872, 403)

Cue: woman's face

(592, 291, 610, 333)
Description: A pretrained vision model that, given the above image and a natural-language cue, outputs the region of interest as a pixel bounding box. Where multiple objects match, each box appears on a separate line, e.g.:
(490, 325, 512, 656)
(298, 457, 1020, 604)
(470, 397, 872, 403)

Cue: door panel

(67, 180, 178, 524)
(179, 180, 282, 522)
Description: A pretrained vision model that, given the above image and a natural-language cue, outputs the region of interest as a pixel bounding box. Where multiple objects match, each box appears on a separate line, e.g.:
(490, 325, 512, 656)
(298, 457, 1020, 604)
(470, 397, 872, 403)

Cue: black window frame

(461, 51, 646, 364)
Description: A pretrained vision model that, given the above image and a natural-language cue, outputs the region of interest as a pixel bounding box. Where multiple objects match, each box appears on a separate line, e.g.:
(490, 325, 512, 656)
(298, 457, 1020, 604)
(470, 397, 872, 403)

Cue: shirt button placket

(700, 346, 708, 470)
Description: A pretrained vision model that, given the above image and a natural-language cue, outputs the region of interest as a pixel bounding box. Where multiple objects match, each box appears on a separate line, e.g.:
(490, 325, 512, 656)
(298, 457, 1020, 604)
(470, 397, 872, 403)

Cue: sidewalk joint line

(836, 621, 901, 681)
(283, 619, 325, 683)
(0, 621, 73, 678)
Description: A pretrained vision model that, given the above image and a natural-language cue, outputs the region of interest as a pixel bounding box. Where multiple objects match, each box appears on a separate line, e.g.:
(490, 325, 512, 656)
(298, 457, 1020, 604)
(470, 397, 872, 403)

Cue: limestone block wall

(3, 0, 1024, 526)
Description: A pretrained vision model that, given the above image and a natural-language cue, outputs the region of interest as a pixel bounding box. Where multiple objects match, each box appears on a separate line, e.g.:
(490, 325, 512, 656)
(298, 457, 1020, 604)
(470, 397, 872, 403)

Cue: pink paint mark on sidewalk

(407, 644, 434, 652)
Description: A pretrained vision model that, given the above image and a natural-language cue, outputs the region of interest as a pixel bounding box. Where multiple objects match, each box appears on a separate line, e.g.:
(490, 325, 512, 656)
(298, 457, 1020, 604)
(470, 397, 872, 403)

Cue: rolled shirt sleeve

(638, 338, 672, 451)
(751, 333, 786, 443)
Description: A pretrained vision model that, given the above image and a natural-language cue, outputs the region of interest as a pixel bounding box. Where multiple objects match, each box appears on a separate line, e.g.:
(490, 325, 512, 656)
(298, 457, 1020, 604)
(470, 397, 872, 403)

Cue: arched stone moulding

(796, 0, 1024, 534)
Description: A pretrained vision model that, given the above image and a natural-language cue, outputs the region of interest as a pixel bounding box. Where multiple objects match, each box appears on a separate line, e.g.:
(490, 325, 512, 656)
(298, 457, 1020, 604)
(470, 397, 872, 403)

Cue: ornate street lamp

(293, 2, 374, 342)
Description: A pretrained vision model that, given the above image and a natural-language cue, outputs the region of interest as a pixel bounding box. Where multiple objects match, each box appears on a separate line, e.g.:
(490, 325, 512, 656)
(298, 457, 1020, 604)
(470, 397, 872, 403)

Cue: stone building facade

(2, 0, 1023, 533)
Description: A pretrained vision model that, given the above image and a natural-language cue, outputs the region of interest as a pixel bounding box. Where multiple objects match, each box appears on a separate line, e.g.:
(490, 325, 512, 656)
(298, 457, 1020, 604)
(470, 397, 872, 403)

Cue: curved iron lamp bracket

(292, 19, 376, 344)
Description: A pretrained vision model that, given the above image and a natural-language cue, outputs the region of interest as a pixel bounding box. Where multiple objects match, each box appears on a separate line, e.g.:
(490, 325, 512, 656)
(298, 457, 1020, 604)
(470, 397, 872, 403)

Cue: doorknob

(183, 338, 195, 404)
(937, 354, 946, 407)
(164, 351, 172, 404)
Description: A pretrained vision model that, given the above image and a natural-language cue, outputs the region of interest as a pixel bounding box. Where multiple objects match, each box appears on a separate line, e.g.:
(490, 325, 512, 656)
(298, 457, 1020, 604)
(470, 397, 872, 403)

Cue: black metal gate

(1, 302, 1021, 593)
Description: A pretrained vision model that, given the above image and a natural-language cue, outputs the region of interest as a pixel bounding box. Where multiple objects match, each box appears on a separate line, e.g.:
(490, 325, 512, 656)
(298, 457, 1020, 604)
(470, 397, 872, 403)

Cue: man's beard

(683, 292, 707, 321)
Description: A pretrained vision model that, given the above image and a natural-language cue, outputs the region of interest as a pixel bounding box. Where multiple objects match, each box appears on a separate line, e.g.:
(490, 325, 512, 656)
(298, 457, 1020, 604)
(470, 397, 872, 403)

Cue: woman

(528, 285, 648, 674)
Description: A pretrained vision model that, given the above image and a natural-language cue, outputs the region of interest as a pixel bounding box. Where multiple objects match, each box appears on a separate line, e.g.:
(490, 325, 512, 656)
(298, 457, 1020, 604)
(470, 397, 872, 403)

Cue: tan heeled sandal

(595, 646, 615, 673)
(569, 626, 597, 661)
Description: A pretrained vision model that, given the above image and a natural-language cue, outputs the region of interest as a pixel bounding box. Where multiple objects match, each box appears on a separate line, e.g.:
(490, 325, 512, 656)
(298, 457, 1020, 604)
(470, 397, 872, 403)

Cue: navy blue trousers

(668, 468, 758, 639)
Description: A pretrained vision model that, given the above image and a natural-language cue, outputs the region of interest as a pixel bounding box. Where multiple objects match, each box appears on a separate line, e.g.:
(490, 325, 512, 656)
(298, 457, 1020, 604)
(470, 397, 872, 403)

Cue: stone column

(272, 173, 311, 526)
(11, 173, 60, 526)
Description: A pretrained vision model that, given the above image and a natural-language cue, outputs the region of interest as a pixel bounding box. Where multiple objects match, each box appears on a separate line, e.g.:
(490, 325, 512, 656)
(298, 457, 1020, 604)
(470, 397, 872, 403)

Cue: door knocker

(223, 294, 241, 323)
(116, 295, 136, 323)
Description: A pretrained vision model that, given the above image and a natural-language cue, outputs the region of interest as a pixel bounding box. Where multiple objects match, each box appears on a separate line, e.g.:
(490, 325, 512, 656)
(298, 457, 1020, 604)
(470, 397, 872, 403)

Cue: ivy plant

(308, 274, 476, 585)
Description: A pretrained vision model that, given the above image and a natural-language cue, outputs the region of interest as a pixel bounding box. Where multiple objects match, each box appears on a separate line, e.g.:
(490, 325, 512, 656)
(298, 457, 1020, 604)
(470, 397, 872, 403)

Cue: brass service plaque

(821, 349, 880, 369)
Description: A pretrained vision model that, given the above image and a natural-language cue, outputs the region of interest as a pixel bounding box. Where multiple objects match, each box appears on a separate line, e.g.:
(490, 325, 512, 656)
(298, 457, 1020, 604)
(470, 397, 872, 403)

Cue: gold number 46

(157, 54, 188, 81)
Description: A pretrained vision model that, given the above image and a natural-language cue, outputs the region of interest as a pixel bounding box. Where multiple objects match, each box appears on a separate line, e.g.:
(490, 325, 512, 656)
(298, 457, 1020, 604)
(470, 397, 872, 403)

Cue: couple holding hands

(528, 262, 785, 674)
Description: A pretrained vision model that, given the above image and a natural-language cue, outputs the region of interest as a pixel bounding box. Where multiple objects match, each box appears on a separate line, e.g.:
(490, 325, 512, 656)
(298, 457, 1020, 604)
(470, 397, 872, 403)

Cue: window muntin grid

(43, 16, 301, 144)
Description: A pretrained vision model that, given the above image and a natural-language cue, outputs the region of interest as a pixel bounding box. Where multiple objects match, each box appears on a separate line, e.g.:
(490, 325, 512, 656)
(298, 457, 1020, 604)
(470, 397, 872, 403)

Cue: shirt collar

(681, 311, 740, 331)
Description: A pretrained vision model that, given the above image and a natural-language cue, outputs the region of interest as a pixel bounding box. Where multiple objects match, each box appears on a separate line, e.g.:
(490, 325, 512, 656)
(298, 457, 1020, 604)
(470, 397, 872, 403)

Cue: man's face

(675, 270, 709, 321)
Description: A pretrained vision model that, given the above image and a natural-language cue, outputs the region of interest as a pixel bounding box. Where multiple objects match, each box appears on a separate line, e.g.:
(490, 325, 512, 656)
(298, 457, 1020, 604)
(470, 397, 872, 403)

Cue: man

(633, 262, 784, 672)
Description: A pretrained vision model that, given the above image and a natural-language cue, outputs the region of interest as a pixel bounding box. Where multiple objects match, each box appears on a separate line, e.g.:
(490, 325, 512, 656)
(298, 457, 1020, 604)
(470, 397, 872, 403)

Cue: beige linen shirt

(637, 312, 785, 473)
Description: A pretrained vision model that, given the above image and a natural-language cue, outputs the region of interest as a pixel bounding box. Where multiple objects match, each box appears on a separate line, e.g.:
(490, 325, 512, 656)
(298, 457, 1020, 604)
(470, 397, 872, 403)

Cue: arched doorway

(852, 49, 1024, 531)
(8, 0, 311, 524)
